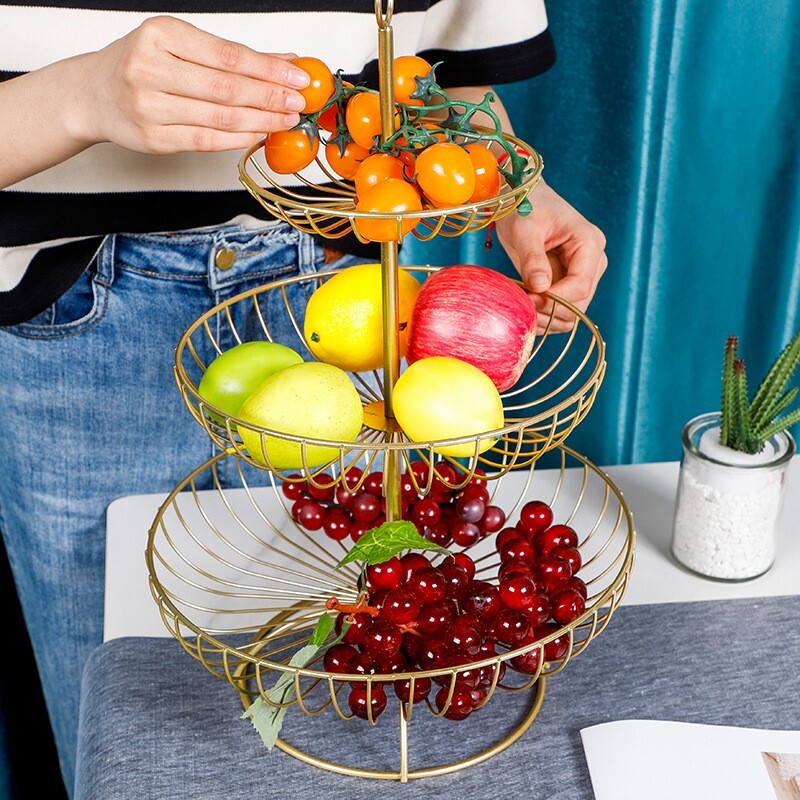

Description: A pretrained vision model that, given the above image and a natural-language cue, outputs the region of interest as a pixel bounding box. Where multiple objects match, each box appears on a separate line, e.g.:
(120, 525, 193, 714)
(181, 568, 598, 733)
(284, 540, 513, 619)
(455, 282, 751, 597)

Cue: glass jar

(671, 412, 795, 581)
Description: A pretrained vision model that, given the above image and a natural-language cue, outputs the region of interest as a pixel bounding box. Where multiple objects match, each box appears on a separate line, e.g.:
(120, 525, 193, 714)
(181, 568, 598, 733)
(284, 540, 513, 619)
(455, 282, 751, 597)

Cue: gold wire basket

(146, 445, 635, 780)
(174, 266, 606, 489)
(238, 126, 542, 244)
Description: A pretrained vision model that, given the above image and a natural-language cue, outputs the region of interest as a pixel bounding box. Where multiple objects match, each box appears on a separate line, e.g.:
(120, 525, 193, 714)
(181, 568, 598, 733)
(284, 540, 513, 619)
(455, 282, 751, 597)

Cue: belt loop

(94, 235, 116, 288)
(297, 232, 320, 276)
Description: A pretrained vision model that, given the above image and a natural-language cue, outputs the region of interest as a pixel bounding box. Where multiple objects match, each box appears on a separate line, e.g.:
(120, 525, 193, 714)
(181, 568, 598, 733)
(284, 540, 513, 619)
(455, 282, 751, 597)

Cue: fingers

(519, 249, 554, 293)
(149, 16, 310, 89)
(146, 94, 299, 135)
(548, 239, 605, 307)
(158, 52, 307, 115)
(145, 125, 266, 154)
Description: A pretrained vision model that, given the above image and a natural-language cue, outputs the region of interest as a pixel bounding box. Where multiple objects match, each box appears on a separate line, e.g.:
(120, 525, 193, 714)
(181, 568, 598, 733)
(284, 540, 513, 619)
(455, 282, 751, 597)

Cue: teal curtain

(403, 0, 800, 465)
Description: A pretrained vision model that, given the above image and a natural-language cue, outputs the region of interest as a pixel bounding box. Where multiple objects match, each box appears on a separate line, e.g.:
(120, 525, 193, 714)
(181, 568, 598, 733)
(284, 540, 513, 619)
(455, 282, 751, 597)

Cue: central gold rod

(377, 1, 403, 523)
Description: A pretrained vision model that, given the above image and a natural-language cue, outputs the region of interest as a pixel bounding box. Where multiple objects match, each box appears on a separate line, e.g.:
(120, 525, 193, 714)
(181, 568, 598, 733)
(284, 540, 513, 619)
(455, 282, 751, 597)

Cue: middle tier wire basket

(174, 266, 606, 488)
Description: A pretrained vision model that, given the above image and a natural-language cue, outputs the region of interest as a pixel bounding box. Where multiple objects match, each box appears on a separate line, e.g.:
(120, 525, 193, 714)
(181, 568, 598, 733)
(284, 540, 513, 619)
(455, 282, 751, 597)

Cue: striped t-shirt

(0, 0, 555, 323)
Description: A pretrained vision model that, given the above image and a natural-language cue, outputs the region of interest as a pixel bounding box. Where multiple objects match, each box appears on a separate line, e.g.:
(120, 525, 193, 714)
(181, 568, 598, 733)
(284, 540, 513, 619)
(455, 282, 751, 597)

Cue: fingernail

(288, 69, 310, 89)
(283, 113, 300, 127)
(528, 273, 550, 292)
(286, 93, 306, 112)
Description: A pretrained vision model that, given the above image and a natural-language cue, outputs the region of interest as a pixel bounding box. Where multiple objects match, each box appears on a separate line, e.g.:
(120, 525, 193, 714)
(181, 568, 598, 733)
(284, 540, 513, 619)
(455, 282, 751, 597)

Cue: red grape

(551, 588, 586, 625)
(439, 562, 470, 601)
(499, 537, 535, 565)
(399, 552, 430, 582)
(499, 573, 538, 609)
(323, 643, 357, 673)
(363, 620, 403, 660)
(352, 492, 381, 523)
(480, 505, 506, 534)
(536, 622, 570, 661)
(496, 527, 523, 552)
(456, 495, 485, 523)
(407, 567, 446, 604)
(491, 607, 531, 646)
(362, 471, 383, 496)
(462, 581, 501, 622)
(532, 524, 578, 555)
(297, 501, 325, 531)
(508, 638, 542, 675)
(336, 612, 372, 646)
(411, 498, 442, 527)
(323, 511, 351, 541)
(366, 557, 402, 590)
(349, 684, 387, 720)
(551, 545, 582, 574)
(394, 675, 432, 704)
(517, 500, 553, 537)
(450, 520, 481, 548)
(342, 466, 363, 490)
(415, 600, 457, 637)
(307, 477, 335, 502)
(435, 687, 474, 720)
(522, 592, 551, 627)
(282, 476, 307, 501)
(381, 587, 422, 625)
(423, 521, 452, 547)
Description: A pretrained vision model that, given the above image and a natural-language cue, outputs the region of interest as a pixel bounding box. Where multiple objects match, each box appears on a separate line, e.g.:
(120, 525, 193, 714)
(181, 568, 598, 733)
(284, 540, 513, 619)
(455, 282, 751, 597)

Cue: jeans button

(215, 248, 236, 270)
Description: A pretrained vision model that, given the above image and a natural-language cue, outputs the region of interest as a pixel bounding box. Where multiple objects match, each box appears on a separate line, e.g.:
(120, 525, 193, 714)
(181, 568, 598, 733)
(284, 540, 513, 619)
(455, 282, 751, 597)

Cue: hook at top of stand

(375, 0, 393, 28)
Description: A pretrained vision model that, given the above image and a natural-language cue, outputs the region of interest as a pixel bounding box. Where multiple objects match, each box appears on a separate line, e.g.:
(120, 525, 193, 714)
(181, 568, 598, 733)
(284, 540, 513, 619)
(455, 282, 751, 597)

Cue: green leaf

(753, 387, 798, 437)
(241, 642, 319, 750)
(755, 407, 800, 442)
(309, 612, 335, 647)
(336, 520, 451, 569)
(749, 330, 800, 426)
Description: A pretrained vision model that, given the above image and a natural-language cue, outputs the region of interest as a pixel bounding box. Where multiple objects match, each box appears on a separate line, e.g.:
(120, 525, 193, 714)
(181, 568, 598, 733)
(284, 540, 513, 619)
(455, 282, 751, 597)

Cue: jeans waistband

(106, 220, 322, 292)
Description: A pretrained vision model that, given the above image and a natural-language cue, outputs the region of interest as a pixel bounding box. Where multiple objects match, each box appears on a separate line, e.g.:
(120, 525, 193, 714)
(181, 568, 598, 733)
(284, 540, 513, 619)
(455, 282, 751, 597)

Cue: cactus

(719, 331, 800, 454)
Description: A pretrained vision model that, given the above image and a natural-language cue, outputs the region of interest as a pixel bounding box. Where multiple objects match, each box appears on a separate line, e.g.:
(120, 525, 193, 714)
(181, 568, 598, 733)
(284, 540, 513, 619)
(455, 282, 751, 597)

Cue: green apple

(198, 341, 303, 419)
(238, 362, 364, 470)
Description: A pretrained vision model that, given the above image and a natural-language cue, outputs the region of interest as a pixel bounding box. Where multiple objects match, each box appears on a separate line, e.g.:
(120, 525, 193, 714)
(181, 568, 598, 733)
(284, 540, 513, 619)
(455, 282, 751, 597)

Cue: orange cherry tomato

(393, 55, 432, 106)
(318, 81, 353, 133)
(466, 144, 501, 202)
(325, 140, 370, 179)
(414, 142, 476, 207)
(291, 57, 335, 114)
(346, 91, 399, 149)
(354, 153, 405, 198)
(354, 179, 422, 242)
(264, 129, 319, 174)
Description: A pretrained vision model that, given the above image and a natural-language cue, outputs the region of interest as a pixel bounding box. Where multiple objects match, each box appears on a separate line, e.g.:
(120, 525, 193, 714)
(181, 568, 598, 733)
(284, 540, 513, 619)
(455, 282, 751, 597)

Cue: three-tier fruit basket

(146, 0, 635, 782)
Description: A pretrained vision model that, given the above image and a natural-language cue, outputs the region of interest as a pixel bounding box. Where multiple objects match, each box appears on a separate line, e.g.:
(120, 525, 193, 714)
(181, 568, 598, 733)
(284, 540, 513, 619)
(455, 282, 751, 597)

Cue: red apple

(407, 265, 536, 391)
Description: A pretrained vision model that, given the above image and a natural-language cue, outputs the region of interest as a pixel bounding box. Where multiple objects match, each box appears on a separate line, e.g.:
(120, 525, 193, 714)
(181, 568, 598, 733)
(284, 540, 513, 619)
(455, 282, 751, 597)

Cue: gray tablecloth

(75, 595, 800, 799)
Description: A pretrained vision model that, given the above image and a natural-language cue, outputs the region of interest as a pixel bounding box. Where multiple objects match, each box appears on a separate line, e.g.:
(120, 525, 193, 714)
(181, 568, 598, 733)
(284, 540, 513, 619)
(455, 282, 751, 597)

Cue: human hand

(496, 180, 608, 333)
(72, 16, 310, 154)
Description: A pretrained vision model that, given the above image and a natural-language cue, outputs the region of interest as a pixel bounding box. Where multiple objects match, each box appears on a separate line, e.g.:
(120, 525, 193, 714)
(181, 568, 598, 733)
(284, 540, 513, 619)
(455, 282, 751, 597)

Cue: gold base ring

(271, 678, 546, 781)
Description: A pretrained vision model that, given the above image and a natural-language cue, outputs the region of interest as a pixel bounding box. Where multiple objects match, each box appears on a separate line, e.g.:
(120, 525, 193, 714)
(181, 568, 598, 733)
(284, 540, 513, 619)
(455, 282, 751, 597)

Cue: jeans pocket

(1, 260, 109, 340)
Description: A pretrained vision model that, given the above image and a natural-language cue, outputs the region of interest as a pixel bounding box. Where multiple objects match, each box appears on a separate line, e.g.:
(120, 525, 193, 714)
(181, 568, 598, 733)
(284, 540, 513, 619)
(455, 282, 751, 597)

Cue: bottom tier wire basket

(146, 444, 635, 779)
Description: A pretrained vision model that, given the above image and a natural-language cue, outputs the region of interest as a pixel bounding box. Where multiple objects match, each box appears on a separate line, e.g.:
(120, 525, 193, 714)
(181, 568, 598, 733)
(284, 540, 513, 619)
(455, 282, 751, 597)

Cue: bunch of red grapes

(289, 472, 589, 723)
(282, 461, 507, 545)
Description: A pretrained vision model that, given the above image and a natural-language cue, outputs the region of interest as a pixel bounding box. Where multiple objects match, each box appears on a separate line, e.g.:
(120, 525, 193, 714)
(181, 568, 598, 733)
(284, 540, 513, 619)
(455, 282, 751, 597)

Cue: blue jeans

(0, 220, 362, 795)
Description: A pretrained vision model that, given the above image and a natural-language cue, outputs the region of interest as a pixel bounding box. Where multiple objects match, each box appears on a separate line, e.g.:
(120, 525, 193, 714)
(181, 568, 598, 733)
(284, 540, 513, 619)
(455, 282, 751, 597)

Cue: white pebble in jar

(672, 427, 790, 580)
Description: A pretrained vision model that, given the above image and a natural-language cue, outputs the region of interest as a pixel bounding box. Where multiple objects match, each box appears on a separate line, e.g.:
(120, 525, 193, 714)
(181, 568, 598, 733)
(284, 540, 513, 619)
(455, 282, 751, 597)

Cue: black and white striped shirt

(0, 0, 555, 323)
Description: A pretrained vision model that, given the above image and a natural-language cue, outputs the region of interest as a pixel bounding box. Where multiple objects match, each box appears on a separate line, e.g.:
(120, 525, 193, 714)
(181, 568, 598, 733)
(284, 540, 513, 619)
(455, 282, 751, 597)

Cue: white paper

(581, 720, 800, 800)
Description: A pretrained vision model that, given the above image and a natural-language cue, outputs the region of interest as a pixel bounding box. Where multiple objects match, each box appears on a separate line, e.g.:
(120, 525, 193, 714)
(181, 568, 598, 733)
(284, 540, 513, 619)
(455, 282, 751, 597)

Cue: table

(76, 459, 800, 799)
